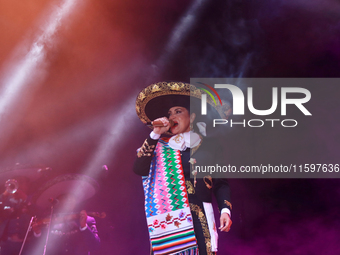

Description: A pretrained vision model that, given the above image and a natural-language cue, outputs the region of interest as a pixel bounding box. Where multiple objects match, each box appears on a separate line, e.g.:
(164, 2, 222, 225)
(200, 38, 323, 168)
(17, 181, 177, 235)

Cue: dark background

(0, 0, 340, 254)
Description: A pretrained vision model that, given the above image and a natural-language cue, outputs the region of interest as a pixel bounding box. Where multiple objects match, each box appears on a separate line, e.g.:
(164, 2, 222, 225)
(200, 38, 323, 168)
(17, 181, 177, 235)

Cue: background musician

(31, 174, 100, 255)
(0, 177, 37, 255)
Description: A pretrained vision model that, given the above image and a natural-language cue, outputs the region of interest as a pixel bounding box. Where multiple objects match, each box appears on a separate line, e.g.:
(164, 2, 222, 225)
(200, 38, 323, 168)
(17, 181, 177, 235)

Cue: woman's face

(168, 106, 194, 134)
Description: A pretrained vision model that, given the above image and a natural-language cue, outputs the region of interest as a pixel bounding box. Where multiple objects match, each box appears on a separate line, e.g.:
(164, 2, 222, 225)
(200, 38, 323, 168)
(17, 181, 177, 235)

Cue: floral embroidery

(203, 175, 213, 189)
(166, 213, 173, 222)
(151, 84, 161, 93)
(189, 158, 197, 164)
(224, 200, 232, 210)
(179, 210, 185, 219)
(186, 180, 195, 194)
(137, 139, 155, 157)
(170, 83, 182, 91)
(153, 219, 159, 226)
(161, 223, 166, 230)
(174, 134, 184, 143)
(190, 203, 212, 255)
(189, 158, 197, 187)
(174, 221, 181, 228)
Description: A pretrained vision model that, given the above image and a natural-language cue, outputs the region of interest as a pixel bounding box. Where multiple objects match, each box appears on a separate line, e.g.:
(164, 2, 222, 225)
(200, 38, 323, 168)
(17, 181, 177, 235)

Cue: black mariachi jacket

(133, 136, 232, 214)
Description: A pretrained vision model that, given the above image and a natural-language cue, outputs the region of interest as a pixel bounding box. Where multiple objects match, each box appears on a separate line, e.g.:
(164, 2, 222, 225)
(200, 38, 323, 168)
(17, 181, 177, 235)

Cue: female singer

(133, 81, 232, 255)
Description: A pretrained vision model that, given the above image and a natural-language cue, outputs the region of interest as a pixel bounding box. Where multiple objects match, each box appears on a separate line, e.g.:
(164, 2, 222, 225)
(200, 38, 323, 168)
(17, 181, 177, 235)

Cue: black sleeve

(132, 138, 158, 176)
(210, 138, 232, 213)
(213, 178, 232, 213)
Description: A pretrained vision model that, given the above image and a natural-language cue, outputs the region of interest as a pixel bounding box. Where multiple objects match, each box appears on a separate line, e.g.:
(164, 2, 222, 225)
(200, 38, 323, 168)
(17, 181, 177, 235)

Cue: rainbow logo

(196, 82, 222, 106)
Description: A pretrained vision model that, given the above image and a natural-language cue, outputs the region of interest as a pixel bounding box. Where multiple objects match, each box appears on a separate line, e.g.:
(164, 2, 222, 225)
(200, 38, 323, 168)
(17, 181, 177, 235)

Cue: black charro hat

(32, 174, 98, 209)
(135, 81, 230, 128)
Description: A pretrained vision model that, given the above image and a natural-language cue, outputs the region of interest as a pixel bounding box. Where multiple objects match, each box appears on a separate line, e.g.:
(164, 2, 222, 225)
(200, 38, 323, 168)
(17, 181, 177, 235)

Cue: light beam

(0, 0, 85, 148)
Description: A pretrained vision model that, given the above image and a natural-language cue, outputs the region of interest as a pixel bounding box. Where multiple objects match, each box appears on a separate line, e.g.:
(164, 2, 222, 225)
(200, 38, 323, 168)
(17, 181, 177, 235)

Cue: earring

(190, 123, 193, 130)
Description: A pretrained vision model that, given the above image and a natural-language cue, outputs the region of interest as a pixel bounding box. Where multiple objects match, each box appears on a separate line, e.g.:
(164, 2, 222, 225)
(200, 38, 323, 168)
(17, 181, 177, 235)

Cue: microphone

(146, 119, 175, 127)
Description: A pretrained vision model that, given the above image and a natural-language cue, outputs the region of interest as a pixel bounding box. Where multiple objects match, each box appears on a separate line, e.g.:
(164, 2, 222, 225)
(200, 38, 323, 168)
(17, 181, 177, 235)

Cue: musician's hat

(32, 174, 98, 209)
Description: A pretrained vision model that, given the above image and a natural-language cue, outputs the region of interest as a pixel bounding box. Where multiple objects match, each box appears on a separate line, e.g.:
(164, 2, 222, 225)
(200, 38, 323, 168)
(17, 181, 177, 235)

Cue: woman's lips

(171, 122, 178, 130)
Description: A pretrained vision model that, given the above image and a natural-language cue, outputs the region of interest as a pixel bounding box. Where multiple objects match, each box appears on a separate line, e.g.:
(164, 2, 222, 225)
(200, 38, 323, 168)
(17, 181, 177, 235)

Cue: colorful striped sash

(143, 138, 198, 255)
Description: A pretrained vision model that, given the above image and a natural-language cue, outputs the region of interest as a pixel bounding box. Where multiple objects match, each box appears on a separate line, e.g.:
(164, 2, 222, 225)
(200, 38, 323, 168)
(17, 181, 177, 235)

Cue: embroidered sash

(143, 138, 198, 255)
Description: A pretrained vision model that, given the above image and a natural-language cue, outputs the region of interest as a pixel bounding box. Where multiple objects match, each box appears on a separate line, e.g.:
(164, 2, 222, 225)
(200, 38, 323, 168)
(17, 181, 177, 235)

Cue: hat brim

(32, 174, 98, 209)
(145, 94, 191, 121)
(136, 82, 229, 127)
(0, 166, 50, 192)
